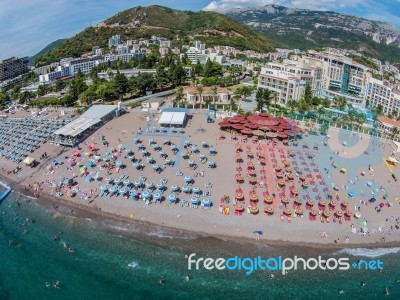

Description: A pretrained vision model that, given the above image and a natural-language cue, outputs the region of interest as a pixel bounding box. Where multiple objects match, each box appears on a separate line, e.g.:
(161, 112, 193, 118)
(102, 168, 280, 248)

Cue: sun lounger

(280, 214, 284, 222)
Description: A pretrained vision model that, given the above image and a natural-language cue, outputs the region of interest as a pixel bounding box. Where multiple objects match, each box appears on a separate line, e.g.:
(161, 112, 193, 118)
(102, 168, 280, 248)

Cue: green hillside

(35, 5, 274, 67)
(30, 39, 67, 65)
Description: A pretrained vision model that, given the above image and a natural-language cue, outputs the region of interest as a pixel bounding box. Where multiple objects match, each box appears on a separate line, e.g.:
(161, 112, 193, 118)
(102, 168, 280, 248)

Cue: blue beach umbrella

(168, 194, 177, 203)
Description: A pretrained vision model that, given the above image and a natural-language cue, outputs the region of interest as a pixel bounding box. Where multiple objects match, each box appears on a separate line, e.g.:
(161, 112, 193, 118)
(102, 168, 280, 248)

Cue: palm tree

(287, 100, 298, 113)
(210, 85, 218, 105)
(334, 96, 347, 111)
(390, 126, 399, 141)
(174, 86, 184, 107)
(196, 84, 204, 109)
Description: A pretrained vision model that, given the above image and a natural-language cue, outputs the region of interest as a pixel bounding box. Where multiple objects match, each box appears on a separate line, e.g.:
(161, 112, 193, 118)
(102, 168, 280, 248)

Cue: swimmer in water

(45, 282, 50, 288)
(361, 282, 366, 287)
(339, 290, 344, 294)
(159, 279, 165, 285)
(385, 287, 389, 295)
(68, 248, 74, 253)
(53, 281, 60, 289)
(184, 276, 190, 282)
(269, 274, 275, 279)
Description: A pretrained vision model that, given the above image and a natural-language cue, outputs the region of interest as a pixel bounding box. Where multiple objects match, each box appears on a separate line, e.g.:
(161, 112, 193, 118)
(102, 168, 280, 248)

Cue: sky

(0, 0, 399, 60)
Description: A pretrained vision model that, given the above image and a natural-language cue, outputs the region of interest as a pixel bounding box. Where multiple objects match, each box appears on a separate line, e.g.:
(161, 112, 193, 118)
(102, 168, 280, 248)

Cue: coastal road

(122, 90, 175, 107)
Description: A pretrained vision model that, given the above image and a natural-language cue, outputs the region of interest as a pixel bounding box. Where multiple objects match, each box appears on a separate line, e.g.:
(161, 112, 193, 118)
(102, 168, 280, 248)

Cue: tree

(154, 66, 169, 91)
(287, 100, 298, 113)
(334, 96, 347, 111)
(255, 88, 264, 111)
(69, 75, 87, 101)
(210, 85, 218, 105)
(390, 127, 399, 141)
(112, 71, 129, 99)
(37, 85, 47, 96)
(196, 84, 204, 108)
(0, 90, 10, 108)
(376, 104, 384, 116)
(194, 60, 203, 76)
(304, 82, 313, 106)
(174, 86, 184, 106)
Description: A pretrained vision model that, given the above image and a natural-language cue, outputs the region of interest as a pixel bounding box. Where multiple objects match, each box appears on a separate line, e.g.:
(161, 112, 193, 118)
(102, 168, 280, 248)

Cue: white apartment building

(68, 57, 103, 76)
(159, 40, 172, 48)
(365, 78, 400, 117)
(186, 47, 208, 64)
(104, 51, 146, 63)
(272, 57, 324, 96)
(208, 52, 226, 64)
(258, 68, 306, 104)
(159, 47, 169, 56)
(117, 45, 129, 55)
(39, 57, 103, 82)
(39, 65, 70, 82)
(319, 52, 369, 104)
(108, 35, 121, 47)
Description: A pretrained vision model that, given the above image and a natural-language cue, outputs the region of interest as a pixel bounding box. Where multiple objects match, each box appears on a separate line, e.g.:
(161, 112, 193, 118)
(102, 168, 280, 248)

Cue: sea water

(0, 188, 399, 300)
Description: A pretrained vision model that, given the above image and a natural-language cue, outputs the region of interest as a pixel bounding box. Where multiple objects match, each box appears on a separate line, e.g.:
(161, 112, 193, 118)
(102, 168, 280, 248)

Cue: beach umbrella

(202, 198, 211, 206)
(23, 157, 35, 165)
(192, 187, 201, 194)
(369, 197, 376, 203)
(190, 196, 198, 204)
(241, 128, 253, 135)
(170, 185, 179, 192)
(153, 193, 162, 201)
(152, 164, 160, 170)
(168, 194, 177, 203)
(184, 176, 193, 183)
(253, 230, 264, 235)
(124, 179, 130, 186)
(252, 130, 264, 136)
(142, 191, 151, 199)
(145, 182, 153, 188)
(156, 182, 164, 190)
(348, 192, 355, 198)
(208, 160, 216, 167)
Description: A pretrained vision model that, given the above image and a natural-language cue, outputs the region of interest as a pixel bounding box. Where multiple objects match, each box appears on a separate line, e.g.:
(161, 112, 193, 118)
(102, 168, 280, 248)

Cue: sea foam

(333, 247, 400, 258)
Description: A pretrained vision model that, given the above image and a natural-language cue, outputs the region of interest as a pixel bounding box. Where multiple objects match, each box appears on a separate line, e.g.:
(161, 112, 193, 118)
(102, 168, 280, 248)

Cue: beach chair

(288, 216, 292, 223)
(280, 215, 284, 222)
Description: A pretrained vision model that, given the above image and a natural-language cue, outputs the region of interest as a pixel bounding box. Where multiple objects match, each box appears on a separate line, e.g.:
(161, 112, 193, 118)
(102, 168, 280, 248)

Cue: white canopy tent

(158, 112, 186, 127)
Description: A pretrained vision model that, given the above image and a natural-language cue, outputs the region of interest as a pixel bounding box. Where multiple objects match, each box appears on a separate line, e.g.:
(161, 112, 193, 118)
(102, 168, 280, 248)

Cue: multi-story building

(39, 65, 70, 83)
(319, 52, 369, 104)
(0, 56, 29, 82)
(116, 45, 129, 55)
(186, 47, 208, 64)
(159, 40, 172, 48)
(378, 116, 400, 141)
(159, 47, 169, 56)
(258, 68, 306, 104)
(39, 56, 103, 82)
(108, 35, 121, 47)
(67, 56, 103, 76)
(365, 78, 400, 117)
(104, 51, 146, 63)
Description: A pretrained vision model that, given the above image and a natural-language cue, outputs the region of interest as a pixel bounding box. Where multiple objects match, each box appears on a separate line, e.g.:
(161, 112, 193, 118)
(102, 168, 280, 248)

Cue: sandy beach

(1, 106, 400, 248)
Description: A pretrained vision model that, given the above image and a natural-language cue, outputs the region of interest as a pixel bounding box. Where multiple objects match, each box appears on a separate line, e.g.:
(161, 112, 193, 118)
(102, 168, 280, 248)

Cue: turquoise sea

(0, 186, 399, 300)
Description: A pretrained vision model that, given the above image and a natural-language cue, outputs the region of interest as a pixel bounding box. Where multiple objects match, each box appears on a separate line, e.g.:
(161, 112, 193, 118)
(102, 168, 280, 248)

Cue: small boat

(0, 188, 12, 204)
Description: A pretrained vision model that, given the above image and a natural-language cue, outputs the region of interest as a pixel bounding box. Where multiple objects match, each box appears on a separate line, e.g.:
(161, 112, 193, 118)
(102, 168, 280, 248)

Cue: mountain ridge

(222, 4, 400, 63)
(35, 5, 274, 67)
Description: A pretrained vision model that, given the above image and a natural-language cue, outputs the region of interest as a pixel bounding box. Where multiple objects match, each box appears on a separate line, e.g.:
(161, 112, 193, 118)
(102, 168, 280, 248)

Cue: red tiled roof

(378, 116, 400, 128)
(185, 86, 230, 95)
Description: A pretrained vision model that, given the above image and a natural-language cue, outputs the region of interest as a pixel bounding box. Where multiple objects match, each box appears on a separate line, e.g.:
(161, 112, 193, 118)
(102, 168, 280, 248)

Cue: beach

(1, 183, 400, 300)
(1, 106, 400, 248)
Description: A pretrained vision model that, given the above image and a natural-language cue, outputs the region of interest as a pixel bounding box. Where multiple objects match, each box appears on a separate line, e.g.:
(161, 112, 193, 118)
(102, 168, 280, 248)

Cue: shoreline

(1, 173, 399, 253)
